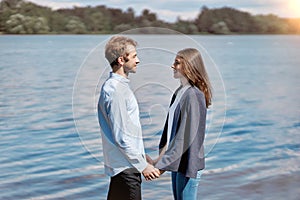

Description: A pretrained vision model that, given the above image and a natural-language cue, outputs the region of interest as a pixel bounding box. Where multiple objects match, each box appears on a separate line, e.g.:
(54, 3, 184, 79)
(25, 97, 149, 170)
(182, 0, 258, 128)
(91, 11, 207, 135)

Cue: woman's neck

(180, 77, 189, 86)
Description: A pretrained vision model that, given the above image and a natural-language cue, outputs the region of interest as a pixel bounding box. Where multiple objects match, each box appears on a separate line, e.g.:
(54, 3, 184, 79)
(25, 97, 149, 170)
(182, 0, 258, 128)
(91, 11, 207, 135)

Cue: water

(0, 35, 299, 200)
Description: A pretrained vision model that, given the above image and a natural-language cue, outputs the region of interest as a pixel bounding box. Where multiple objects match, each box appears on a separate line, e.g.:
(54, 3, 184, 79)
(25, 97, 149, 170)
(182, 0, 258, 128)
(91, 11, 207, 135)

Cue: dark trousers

(107, 168, 142, 200)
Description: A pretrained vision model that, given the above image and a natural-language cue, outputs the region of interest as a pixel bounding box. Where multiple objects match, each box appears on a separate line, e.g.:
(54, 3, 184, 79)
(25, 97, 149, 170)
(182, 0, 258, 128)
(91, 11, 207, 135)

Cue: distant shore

(1, 0, 300, 35)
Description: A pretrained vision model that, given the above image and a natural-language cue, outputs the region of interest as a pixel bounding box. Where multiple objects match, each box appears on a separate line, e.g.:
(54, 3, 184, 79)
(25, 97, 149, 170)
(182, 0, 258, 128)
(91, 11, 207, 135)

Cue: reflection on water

(0, 35, 299, 199)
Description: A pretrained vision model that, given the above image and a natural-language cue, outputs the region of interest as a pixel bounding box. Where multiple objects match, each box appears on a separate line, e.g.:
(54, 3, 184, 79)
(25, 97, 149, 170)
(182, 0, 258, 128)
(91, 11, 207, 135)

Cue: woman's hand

(146, 154, 154, 165)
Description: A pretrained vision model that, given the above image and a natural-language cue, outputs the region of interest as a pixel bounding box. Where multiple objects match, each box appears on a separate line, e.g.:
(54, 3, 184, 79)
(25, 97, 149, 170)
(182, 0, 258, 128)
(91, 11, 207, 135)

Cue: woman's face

(172, 56, 185, 79)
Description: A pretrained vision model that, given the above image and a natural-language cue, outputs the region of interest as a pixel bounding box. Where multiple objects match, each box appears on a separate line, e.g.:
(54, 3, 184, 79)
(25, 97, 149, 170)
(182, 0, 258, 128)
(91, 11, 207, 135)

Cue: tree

(142, 9, 157, 22)
(195, 7, 215, 32)
(5, 13, 26, 34)
(254, 14, 289, 34)
(195, 6, 259, 33)
(174, 18, 198, 34)
(85, 12, 107, 32)
(33, 17, 49, 33)
(0, 0, 297, 34)
(65, 17, 86, 34)
(113, 23, 132, 32)
(209, 21, 230, 34)
(5, 13, 49, 34)
(48, 12, 66, 33)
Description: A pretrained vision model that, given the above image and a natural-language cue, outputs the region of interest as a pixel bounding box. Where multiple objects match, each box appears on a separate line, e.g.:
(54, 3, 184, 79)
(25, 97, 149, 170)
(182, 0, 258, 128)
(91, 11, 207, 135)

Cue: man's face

(123, 45, 140, 74)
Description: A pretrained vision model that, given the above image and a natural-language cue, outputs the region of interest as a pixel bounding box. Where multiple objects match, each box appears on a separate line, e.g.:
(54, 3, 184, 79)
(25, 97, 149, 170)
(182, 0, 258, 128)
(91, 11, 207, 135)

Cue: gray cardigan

(155, 86, 207, 178)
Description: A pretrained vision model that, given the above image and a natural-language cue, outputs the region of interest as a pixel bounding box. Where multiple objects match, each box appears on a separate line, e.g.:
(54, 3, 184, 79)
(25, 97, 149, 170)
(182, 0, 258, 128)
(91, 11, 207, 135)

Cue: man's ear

(117, 57, 125, 66)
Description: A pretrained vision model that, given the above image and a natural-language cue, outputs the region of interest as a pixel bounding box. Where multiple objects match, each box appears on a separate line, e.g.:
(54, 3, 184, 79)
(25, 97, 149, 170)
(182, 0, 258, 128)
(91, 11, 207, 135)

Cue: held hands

(143, 155, 165, 181)
(142, 164, 160, 181)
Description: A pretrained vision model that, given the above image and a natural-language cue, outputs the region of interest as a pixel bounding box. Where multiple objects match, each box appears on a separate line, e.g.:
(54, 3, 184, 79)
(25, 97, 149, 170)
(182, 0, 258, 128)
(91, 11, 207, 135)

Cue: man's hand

(142, 164, 160, 181)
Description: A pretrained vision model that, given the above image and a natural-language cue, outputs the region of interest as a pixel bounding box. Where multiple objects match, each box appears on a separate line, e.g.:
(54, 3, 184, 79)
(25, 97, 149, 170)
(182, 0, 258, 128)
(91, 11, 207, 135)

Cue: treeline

(1, 0, 299, 34)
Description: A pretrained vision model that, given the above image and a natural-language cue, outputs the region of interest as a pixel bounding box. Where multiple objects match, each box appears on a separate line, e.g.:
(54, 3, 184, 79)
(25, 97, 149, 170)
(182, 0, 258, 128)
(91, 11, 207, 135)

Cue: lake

(0, 33, 299, 200)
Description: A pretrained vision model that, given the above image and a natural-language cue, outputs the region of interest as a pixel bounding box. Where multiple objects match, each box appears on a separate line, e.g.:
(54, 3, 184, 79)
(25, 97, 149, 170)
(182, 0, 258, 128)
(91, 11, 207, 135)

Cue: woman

(154, 48, 212, 200)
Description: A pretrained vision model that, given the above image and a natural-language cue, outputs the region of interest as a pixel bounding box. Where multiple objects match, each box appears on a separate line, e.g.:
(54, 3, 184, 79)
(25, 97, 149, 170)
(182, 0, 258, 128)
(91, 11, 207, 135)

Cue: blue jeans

(171, 171, 203, 200)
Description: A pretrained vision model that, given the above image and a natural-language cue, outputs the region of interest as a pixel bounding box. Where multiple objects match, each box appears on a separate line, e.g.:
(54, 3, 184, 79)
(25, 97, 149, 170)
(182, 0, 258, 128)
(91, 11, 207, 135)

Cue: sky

(25, 0, 300, 22)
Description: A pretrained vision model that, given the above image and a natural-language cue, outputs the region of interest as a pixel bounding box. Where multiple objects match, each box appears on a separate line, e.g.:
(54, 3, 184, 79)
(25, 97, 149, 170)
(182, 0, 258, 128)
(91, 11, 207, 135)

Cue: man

(98, 36, 160, 200)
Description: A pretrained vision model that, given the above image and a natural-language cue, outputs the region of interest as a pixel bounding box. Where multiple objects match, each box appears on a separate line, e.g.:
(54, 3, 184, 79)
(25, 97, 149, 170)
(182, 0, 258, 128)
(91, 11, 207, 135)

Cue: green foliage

(174, 18, 199, 34)
(196, 7, 257, 33)
(253, 14, 289, 34)
(0, 0, 299, 34)
(209, 21, 230, 34)
(5, 13, 49, 33)
(65, 17, 86, 34)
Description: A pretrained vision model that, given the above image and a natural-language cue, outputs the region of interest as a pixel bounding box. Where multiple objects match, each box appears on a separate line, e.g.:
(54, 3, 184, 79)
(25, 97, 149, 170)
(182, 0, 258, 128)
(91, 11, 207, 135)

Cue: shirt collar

(110, 72, 130, 83)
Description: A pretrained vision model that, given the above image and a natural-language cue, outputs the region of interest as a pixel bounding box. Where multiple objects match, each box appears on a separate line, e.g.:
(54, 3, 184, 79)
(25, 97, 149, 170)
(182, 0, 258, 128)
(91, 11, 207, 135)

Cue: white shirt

(98, 72, 147, 176)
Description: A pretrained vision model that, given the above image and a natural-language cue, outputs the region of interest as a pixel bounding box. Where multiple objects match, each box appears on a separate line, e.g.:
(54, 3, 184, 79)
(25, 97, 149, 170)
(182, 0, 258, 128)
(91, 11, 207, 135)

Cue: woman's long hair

(177, 48, 212, 108)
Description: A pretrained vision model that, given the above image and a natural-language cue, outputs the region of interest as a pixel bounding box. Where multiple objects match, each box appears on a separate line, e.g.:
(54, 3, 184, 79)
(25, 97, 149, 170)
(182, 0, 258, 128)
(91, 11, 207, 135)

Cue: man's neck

(112, 65, 128, 78)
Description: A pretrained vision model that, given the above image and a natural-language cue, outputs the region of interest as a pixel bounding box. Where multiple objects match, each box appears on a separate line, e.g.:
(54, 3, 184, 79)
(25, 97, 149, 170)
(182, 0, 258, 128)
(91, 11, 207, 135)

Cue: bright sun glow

(288, 0, 300, 18)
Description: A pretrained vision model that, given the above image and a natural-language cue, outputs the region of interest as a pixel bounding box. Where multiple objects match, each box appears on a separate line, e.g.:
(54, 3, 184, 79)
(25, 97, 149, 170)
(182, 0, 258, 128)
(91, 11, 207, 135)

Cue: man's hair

(105, 36, 138, 67)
